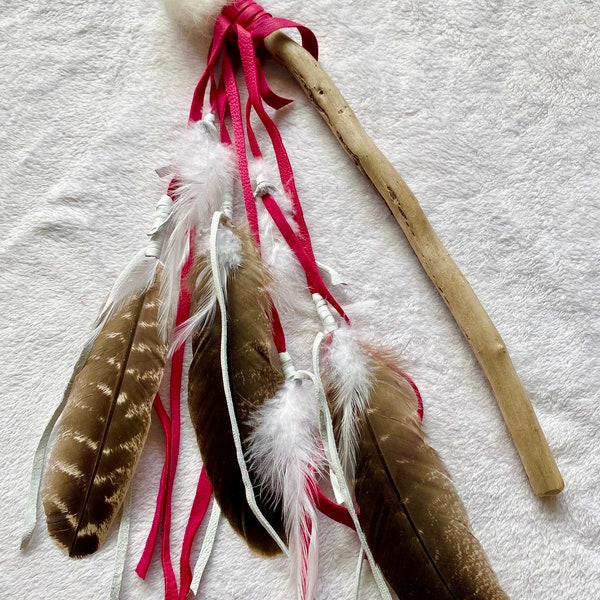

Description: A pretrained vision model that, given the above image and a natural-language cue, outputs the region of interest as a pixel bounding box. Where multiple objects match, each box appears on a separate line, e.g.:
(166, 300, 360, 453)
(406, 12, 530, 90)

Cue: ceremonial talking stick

(168, 0, 563, 497)
(35, 2, 548, 597)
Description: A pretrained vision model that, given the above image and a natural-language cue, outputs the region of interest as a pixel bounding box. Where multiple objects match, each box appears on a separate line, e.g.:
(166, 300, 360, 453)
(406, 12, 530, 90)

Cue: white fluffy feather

(159, 120, 235, 339)
(247, 379, 321, 600)
(171, 224, 242, 351)
(162, 0, 228, 38)
(258, 208, 311, 317)
(324, 325, 375, 485)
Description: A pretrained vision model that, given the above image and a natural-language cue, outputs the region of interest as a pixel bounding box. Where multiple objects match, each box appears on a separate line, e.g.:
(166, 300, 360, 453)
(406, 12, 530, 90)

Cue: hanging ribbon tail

(178, 468, 213, 600)
(159, 258, 197, 600)
(109, 490, 132, 600)
(136, 394, 171, 580)
(190, 496, 221, 596)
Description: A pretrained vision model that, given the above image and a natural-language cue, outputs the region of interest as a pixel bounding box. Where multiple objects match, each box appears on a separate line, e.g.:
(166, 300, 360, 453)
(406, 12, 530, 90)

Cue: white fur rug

(2, 1, 599, 598)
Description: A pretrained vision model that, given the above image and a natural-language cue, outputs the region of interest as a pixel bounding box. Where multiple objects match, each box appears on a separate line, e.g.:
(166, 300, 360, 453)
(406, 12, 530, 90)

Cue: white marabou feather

(258, 204, 311, 315)
(162, 0, 229, 38)
(325, 325, 375, 485)
(159, 121, 235, 340)
(170, 224, 242, 351)
(247, 379, 321, 600)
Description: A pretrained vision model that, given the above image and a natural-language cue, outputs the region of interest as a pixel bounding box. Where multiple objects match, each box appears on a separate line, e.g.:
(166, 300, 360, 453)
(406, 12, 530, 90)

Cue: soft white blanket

(2, 1, 599, 598)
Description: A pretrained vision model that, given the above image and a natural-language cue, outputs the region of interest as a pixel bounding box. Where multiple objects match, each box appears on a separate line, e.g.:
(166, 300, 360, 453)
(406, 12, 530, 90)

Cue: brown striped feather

(42, 266, 167, 558)
(188, 226, 286, 555)
(352, 350, 508, 599)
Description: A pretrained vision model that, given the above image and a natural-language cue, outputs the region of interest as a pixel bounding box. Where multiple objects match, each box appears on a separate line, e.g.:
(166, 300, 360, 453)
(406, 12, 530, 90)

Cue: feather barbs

(42, 270, 168, 557)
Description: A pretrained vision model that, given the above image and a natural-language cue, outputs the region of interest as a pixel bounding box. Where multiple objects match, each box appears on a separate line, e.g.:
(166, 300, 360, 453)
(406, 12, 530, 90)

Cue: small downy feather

(186, 222, 287, 555)
(42, 266, 168, 557)
(247, 378, 321, 599)
(171, 224, 242, 350)
(254, 165, 316, 326)
(158, 118, 235, 337)
(322, 325, 373, 486)
(323, 332, 507, 599)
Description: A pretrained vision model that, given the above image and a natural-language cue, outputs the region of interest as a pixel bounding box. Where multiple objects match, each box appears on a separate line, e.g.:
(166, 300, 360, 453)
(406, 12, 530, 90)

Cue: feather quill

(247, 378, 321, 599)
(323, 331, 507, 599)
(186, 222, 287, 555)
(42, 267, 168, 557)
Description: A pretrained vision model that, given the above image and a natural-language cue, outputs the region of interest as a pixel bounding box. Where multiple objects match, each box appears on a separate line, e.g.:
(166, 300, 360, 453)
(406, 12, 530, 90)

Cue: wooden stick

(263, 30, 564, 497)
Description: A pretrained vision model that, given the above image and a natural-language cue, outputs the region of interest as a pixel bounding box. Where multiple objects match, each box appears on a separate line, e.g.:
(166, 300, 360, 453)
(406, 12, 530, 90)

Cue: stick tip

(535, 479, 564, 497)
(529, 466, 564, 497)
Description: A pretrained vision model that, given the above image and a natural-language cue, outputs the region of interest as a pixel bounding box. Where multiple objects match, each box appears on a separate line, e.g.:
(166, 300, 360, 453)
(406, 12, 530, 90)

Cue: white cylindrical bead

(278, 351, 297, 380)
(146, 195, 173, 258)
(312, 293, 338, 333)
(253, 172, 278, 198)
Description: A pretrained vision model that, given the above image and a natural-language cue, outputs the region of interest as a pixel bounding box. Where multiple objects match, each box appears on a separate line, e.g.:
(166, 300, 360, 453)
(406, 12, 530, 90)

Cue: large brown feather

(352, 352, 507, 599)
(187, 226, 287, 555)
(42, 268, 167, 557)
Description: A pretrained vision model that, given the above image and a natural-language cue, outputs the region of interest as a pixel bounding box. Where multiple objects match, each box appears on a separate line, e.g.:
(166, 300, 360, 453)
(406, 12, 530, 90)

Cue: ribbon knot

(222, 0, 273, 36)
(189, 0, 318, 122)
(221, 0, 318, 58)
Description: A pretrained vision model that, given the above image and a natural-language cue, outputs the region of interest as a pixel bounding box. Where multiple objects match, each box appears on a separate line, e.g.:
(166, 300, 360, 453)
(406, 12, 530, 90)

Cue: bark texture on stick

(263, 30, 563, 497)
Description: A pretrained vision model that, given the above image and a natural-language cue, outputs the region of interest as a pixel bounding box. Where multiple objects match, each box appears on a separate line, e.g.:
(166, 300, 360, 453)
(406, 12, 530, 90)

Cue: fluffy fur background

(2, 1, 599, 598)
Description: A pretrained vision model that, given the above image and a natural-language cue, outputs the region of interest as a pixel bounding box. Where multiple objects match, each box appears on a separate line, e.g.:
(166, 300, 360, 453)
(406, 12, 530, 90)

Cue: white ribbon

(190, 497, 221, 596)
(353, 550, 366, 600)
(20, 395, 69, 549)
(109, 490, 132, 600)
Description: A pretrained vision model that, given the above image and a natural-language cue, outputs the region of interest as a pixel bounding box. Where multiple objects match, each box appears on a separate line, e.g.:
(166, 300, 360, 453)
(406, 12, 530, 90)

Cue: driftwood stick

(263, 30, 564, 497)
